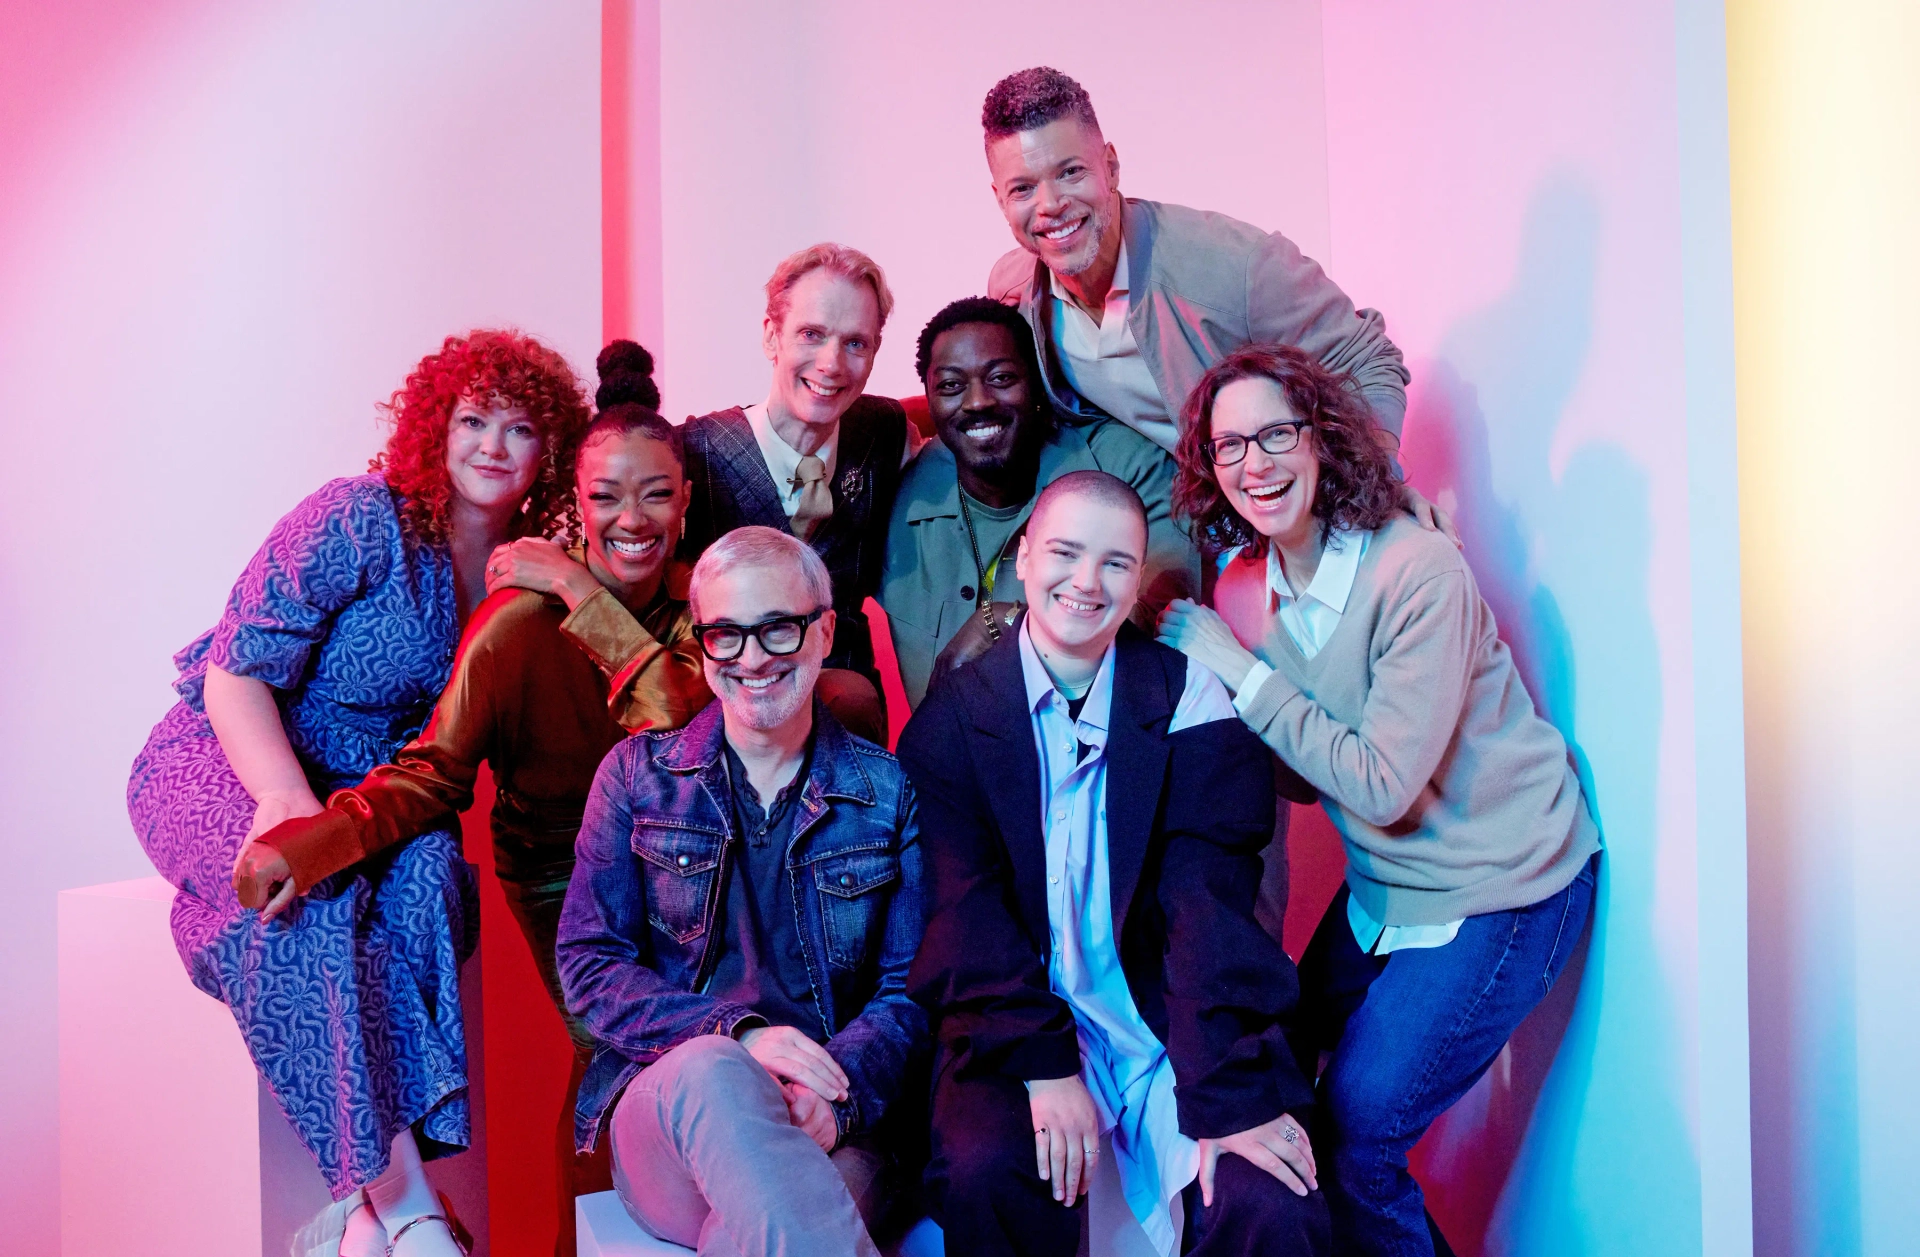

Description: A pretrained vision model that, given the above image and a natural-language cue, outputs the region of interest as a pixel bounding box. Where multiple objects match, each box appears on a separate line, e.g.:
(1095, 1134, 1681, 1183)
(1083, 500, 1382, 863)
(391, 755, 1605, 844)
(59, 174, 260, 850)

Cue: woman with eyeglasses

(1154, 344, 1599, 1257)
(251, 342, 708, 1257)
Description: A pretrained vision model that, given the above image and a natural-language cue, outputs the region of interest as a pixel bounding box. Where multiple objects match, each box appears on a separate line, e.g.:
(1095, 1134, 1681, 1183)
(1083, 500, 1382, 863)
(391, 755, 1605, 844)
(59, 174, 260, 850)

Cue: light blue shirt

(1018, 623, 1237, 1254)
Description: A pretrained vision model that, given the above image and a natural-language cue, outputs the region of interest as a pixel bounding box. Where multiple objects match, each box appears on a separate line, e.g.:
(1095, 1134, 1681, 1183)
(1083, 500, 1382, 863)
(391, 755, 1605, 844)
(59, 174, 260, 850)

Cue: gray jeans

(609, 1034, 882, 1257)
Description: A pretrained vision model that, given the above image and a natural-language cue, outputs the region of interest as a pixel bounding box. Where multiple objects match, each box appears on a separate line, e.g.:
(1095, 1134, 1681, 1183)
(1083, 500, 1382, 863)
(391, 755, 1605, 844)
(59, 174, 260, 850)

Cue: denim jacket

(558, 697, 926, 1153)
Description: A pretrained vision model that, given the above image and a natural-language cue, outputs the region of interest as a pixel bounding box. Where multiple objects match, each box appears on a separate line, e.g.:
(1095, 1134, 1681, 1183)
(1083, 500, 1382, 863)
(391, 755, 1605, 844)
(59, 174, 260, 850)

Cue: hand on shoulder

(484, 538, 599, 610)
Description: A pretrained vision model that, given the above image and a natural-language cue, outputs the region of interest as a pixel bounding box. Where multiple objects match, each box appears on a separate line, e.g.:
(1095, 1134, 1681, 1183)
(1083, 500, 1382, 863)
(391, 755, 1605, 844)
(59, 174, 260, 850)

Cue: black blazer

(900, 623, 1315, 1139)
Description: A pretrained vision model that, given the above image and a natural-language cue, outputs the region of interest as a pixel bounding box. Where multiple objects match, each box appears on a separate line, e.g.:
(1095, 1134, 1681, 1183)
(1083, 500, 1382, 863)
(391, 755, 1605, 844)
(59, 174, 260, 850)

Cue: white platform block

(575, 1192, 944, 1257)
(57, 875, 495, 1257)
(575, 1190, 684, 1256)
(572, 1125, 1164, 1256)
(61, 875, 503, 1257)
(58, 876, 330, 1256)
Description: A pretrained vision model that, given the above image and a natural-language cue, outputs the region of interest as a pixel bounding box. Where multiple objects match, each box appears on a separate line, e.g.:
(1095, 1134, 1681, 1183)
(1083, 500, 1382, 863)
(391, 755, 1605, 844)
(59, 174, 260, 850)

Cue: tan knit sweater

(1216, 516, 1599, 925)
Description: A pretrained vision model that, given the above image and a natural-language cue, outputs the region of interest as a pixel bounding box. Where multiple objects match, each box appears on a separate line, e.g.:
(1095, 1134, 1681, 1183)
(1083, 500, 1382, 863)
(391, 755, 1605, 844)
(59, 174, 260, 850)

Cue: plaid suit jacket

(679, 397, 908, 684)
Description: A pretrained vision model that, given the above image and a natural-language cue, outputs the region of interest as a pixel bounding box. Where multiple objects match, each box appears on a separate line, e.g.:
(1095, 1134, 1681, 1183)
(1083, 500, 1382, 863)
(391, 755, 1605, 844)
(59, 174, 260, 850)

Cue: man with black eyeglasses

(558, 525, 927, 1256)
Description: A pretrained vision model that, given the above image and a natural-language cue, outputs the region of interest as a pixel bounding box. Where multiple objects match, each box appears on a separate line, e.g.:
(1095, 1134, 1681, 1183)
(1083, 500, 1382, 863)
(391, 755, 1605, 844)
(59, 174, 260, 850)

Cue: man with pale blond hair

(560, 525, 926, 1255)
(678, 243, 911, 742)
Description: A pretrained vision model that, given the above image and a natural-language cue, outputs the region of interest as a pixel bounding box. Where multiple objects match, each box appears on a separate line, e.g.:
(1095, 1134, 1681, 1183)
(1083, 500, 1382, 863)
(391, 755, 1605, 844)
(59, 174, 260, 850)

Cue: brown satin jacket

(262, 563, 709, 891)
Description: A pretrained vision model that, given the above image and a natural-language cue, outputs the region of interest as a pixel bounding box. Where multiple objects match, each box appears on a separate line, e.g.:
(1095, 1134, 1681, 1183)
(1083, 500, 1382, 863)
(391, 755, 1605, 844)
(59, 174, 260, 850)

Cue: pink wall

(641, 7, 1751, 1255)
(1318, 3, 1750, 1253)
(0, 5, 601, 1251)
(602, 0, 665, 354)
(652, 0, 1334, 413)
(3, 5, 1763, 1254)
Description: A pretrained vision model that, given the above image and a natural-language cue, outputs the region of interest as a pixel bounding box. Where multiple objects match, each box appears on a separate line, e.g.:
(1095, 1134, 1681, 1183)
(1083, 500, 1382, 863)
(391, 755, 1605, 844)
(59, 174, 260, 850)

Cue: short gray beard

(1045, 199, 1115, 278)
(720, 661, 819, 731)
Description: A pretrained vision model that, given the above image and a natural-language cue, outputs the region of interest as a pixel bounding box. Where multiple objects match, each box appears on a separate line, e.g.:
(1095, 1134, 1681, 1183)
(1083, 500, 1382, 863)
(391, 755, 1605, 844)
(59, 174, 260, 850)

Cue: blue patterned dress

(128, 474, 476, 1200)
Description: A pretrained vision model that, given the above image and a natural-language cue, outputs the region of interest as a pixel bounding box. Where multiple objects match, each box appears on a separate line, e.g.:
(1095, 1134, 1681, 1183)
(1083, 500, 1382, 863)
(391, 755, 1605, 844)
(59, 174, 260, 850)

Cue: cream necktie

(789, 455, 833, 540)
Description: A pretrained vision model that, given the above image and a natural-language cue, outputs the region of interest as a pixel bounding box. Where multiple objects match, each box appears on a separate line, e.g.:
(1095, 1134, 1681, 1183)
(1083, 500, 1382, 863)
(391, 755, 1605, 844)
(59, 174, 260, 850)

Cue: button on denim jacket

(558, 697, 926, 1153)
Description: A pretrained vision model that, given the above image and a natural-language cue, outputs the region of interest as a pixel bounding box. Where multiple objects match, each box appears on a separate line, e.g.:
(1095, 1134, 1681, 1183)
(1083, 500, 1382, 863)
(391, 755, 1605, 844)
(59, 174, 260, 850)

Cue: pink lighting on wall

(23, 2, 1885, 1254)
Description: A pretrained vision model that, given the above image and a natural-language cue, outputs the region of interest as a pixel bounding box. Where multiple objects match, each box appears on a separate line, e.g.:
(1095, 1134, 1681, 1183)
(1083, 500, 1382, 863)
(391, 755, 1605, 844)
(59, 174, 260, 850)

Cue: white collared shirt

(1229, 531, 1465, 956)
(743, 401, 838, 523)
(1018, 624, 1235, 1255)
(1049, 243, 1176, 452)
(744, 400, 926, 522)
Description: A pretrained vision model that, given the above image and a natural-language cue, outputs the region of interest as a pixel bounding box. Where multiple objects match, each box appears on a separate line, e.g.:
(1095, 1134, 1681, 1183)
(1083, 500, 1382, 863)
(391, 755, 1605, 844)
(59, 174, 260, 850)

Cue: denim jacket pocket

(632, 823, 722, 945)
(812, 849, 900, 970)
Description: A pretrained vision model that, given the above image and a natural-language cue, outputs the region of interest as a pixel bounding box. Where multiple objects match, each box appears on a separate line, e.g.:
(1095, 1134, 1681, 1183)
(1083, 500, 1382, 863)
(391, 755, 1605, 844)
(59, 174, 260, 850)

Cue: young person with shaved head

(879, 296, 1199, 710)
(902, 472, 1329, 1257)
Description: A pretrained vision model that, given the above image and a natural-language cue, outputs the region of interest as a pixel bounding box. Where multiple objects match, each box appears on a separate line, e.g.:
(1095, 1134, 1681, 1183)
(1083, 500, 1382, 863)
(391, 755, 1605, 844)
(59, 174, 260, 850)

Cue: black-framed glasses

(690, 607, 827, 662)
(1202, 420, 1312, 467)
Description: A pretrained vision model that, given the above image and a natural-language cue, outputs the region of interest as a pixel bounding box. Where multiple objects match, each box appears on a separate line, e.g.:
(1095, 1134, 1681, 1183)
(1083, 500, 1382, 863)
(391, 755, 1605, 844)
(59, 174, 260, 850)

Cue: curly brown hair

(1173, 344, 1401, 557)
(369, 330, 592, 545)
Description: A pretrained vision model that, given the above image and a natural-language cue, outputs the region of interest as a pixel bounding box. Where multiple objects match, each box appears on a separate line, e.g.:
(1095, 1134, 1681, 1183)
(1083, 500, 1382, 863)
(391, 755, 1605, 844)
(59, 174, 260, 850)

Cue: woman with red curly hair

(1156, 345, 1598, 1256)
(127, 330, 590, 1257)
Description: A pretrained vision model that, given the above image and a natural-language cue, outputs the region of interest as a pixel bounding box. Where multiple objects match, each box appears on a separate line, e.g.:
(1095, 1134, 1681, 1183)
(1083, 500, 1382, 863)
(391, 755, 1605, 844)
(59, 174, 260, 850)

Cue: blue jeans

(1296, 854, 1598, 1256)
(608, 1036, 883, 1256)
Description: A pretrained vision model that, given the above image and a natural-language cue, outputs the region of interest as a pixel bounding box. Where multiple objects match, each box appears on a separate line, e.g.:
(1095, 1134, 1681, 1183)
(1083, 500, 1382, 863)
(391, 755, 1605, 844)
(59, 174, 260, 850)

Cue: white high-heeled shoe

(384, 1214, 468, 1256)
(383, 1193, 471, 1256)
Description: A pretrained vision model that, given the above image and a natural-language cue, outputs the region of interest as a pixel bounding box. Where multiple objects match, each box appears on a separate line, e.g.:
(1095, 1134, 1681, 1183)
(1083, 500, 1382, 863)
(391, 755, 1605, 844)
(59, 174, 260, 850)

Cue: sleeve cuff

(559, 585, 657, 678)
(1233, 660, 1276, 715)
(1238, 661, 1300, 732)
(256, 809, 364, 893)
(831, 1095, 859, 1147)
(725, 1011, 770, 1039)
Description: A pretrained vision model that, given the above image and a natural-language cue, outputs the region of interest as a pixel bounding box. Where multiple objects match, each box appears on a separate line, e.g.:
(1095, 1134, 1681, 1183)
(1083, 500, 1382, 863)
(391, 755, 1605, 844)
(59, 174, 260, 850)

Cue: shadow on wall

(1390, 176, 1694, 1255)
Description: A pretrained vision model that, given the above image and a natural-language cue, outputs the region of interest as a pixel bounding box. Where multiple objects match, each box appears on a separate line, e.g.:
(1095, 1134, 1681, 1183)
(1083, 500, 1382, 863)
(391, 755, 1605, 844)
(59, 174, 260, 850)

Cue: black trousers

(927, 1066, 1331, 1257)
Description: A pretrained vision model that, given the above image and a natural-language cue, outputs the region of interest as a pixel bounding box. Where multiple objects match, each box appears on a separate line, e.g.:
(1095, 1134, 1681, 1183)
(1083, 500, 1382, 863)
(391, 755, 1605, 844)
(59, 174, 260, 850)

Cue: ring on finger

(1280, 1124, 1299, 1144)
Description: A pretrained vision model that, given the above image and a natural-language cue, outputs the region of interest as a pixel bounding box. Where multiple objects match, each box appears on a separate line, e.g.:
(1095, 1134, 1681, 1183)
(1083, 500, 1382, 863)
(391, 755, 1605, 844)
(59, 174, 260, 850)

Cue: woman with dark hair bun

(479, 338, 673, 631)
(256, 339, 709, 1256)
(127, 330, 591, 1257)
(1156, 343, 1600, 1256)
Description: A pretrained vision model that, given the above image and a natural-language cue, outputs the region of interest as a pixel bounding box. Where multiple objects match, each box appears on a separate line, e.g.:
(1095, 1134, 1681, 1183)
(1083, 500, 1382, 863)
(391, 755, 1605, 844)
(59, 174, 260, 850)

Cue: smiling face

(1210, 376, 1321, 551)
(986, 116, 1121, 278)
(1016, 491, 1146, 664)
(762, 268, 883, 439)
(926, 321, 1048, 494)
(696, 561, 834, 734)
(445, 397, 543, 516)
(578, 429, 689, 602)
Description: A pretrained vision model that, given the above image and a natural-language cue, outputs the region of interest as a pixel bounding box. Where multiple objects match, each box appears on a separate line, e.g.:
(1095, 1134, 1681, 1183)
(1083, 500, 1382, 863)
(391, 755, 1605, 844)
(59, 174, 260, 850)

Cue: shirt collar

(720, 732, 815, 823)
(1048, 236, 1131, 306)
(675, 697, 876, 808)
(1017, 618, 1115, 734)
(1267, 529, 1367, 613)
(746, 400, 837, 488)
